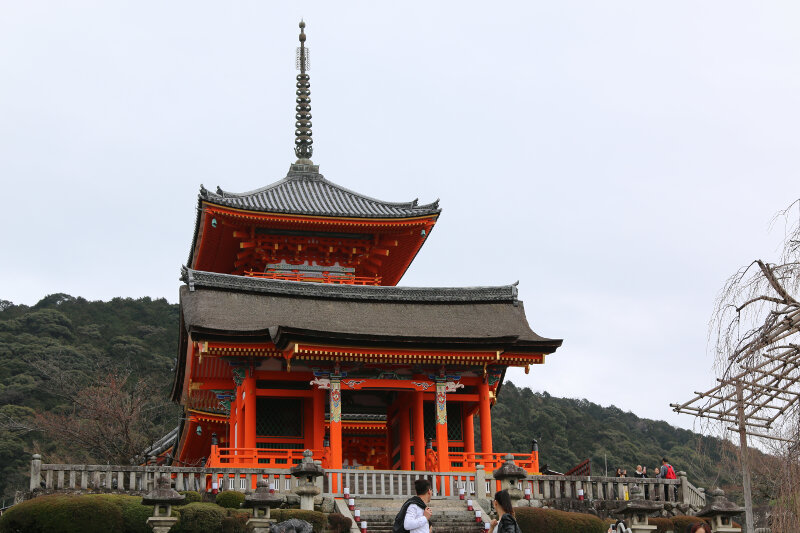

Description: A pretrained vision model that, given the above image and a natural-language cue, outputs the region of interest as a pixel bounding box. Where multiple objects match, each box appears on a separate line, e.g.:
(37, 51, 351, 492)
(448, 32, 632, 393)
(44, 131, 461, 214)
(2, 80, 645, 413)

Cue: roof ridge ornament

(294, 20, 313, 164)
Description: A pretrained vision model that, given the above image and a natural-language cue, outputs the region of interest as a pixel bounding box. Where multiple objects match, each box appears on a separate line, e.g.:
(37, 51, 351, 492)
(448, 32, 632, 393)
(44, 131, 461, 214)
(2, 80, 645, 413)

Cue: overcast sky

(1, 2, 798, 432)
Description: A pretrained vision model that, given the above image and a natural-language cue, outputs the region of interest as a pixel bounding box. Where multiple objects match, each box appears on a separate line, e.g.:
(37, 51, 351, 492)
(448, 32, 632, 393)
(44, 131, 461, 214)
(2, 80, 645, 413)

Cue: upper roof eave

(197, 164, 441, 220)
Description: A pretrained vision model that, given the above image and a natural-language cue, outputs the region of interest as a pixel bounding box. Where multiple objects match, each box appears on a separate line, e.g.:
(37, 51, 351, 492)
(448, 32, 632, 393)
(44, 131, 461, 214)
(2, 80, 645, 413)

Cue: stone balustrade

(27, 455, 706, 514)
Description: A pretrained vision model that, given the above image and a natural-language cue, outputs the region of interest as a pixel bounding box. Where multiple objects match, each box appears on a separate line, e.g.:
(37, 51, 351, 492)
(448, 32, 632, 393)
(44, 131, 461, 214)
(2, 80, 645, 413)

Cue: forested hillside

(0, 294, 179, 501)
(0, 294, 746, 503)
(490, 382, 739, 489)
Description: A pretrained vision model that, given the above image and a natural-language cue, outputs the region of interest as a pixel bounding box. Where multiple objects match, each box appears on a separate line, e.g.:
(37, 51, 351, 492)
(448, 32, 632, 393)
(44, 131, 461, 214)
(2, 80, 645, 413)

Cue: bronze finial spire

(294, 20, 313, 162)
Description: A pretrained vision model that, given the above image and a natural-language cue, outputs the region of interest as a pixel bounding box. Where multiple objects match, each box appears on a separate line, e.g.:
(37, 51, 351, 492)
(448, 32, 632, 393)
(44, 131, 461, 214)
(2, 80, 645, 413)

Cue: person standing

(634, 465, 648, 499)
(489, 490, 522, 533)
(397, 479, 433, 533)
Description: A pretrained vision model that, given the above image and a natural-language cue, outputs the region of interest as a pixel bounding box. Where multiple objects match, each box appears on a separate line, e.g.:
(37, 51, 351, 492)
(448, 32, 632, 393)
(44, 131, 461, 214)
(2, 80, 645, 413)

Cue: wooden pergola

(672, 304, 800, 533)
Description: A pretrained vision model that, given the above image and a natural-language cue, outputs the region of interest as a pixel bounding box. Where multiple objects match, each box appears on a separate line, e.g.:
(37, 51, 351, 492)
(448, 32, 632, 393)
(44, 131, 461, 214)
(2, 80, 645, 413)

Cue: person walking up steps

(393, 479, 433, 533)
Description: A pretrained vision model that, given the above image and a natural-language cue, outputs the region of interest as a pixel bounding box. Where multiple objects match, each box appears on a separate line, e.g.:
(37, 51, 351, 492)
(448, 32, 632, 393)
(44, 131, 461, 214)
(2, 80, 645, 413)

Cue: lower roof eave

(183, 325, 562, 354)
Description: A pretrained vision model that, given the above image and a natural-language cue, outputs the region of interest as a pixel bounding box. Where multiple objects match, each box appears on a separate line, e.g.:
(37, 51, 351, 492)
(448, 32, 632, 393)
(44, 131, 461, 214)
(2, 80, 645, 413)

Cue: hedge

(515, 507, 606, 533)
(215, 491, 245, 509)
(670, 515, 708, 532)
(271, 509, 327, 533)
(0, 494, 124, 533)
(89, 495, 153, 533)
(328, 512, 352, 533)
(648, 517, 673, 533)
(172, 502, 249, 533)
(179, 491, 203, 504)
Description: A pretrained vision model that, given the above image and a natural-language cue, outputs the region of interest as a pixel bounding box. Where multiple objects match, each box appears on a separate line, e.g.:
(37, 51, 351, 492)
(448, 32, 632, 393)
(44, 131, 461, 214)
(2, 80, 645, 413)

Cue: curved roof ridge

(213, 176, 293, 199)
(198, 166, 440, 219)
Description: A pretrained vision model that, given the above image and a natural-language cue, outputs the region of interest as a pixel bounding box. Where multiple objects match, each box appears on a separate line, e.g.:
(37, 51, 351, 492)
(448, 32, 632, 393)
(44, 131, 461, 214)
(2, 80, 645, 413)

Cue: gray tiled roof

(199, 163, 440, 219)
(179, 269, 561, 349)
(181, 267, 518, 303)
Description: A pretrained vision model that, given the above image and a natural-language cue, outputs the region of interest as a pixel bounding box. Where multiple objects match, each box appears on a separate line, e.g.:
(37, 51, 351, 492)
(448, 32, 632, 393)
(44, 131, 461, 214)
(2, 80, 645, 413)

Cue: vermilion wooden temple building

(170, 22, 562, 473)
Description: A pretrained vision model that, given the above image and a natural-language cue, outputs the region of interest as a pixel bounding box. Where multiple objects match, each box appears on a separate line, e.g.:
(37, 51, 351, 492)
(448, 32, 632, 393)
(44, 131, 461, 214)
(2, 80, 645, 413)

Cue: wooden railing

(448, 452, 536, 471)
(206, 446, 321, 468)
(244, 270, 381, 286)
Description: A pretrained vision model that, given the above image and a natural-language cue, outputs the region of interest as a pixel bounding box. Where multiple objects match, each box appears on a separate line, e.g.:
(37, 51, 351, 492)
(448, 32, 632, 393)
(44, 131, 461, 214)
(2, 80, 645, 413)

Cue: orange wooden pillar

(329, 379, 343, 469)
(435, 381, 451, 473)
(399, 394, 412, 470)
(243, 375, 256, 449)
(312, 387, 325, 451)
(229, 392, 239, 447)
(463, 411, 475, 458)
(478, 380, 493, 456)
(413, 390, 425, 470)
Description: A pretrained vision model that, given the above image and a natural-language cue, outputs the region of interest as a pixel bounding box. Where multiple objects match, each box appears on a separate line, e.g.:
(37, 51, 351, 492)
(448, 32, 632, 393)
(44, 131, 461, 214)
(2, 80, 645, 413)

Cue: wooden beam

(736, 381, 755, 533)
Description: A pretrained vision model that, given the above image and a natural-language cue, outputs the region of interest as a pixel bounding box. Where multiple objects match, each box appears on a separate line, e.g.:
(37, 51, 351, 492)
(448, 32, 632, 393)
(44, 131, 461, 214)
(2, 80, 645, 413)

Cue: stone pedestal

(247, 517, 273, 533)
(145, 516, 178, 533)
(296, 483, 320, 511)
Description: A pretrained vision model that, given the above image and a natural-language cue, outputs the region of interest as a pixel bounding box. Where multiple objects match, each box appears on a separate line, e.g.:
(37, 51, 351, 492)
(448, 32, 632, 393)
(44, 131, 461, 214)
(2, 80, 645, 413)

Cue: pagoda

(170, 21, 562, 474)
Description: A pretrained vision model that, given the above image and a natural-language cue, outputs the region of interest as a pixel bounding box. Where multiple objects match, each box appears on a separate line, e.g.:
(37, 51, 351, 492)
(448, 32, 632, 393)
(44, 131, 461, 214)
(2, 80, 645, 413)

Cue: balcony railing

(244, 270, 381, 286)
(448, 452, 537, 471)
(206, 446, 321, 468)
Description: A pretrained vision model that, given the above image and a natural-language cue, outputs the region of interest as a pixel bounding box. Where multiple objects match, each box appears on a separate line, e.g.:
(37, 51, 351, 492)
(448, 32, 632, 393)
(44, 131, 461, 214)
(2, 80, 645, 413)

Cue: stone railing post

(678, 471, 689, 505)
(29, 454, 42, 491)
(475, 465, 487, 498)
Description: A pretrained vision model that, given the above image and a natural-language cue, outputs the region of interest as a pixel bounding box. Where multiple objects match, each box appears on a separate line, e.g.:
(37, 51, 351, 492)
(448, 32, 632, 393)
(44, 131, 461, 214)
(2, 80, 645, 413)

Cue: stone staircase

(354, 497, 486, 533)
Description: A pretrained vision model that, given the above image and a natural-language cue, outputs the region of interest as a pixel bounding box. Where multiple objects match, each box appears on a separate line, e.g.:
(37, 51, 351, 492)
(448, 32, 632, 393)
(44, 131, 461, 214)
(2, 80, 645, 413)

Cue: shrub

(648, 517, 674, 533)
(276, 509, 326, 532)
(174, 503, 249, 533)
(515, 507, 606, 533)
(180, 491, 203, 504)
(88, 495, 152, 533)
(215, 491, 245, 509)
(0, 493, 124, 533)
(221, 512, 249, 533)
(671, 515, 708, 532)
(328, 512, 352, 533)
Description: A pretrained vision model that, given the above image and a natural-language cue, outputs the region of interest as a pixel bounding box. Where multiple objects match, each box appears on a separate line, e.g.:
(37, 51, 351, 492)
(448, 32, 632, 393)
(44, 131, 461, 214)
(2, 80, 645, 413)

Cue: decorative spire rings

(294, 21, 313, 162)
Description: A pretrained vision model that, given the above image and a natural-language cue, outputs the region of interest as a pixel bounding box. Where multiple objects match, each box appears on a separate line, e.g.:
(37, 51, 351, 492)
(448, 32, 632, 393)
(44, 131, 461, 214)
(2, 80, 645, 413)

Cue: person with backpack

(660, 458, 678, 500)
(489, 490, 522, 533)
(393, 478, 433, 533)
(660, 458, 677, 480)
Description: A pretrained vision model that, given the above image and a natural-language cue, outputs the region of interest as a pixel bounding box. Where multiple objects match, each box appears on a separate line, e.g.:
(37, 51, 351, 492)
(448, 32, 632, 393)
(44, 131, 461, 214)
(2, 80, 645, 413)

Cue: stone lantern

(492, 454, 527, 506)
(242, 479, 284, 533)
(290, 449, 325, 511)
(695, 488, 744, 532)
(141, 474, 185, 533)
(611, 485, 663, 533)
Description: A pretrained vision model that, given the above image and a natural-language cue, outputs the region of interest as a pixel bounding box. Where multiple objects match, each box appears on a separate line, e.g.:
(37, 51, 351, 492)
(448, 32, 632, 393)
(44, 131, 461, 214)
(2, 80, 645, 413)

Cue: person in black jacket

(489, 490, 521, 533)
